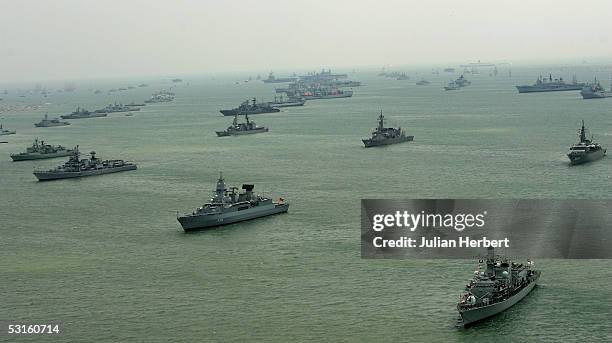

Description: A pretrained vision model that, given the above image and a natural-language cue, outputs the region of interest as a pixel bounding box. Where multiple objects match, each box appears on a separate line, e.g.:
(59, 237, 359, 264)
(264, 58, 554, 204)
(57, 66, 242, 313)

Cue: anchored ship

(94, 103, 141, 114)
(301, 88, 353, 100)
(444, 81, 461, 91)
(177, 173, 289, 231)
(220, 98, 280, 116)
(262, 72, 297, 83)
(516, 74, 585, 93)
(33, 147, 137, 181)
(60, 107, 107, 119)
(144, 90, 175, 103)
(0, 123, 16, 136)
(567, 120, 606, 165)
(416, 79, 430, 86)
(216, 114, 269, 136)
(35, 114, 70, 127)
(125, 101, 146, 107)
(11, 138, 73, 161)
(396, 73, 410, 80)
(266, 95, 306, 108)
(580, 79, 612, 99)
(362, 111, 413, 147)
(457, 247, 540, 327)
(454, 75, 471, 87)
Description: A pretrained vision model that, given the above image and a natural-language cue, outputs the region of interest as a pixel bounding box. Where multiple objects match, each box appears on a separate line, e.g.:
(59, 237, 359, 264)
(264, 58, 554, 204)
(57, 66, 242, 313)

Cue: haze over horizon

(2, 0, 612, 82)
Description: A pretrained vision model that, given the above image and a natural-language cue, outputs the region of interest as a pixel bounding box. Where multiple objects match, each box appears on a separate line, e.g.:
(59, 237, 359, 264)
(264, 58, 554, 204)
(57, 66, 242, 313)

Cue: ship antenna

(580, 120, 587, 143)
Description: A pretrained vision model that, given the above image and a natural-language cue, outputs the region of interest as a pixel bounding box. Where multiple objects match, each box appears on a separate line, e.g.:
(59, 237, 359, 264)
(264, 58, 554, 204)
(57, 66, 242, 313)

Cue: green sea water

(1, 65, 611, 342)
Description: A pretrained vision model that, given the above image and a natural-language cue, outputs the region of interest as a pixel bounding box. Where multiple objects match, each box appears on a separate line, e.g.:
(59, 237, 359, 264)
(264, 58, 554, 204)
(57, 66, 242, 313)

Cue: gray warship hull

(11, 151, 73, 161)
(262, 78, 296, 83)
(216, 128, 268, 136)
(303, 92, 353, 100)
(363, 135, 414, 148)
(60, 113, 107, 119)
(581, 90, 612, 99)
(568, 149, 606, 165)
(459, 273, 540, 326)
(220, 108, 280, 116)
(0, 131, 16, 136)
(33, 164, 137, 181)
(268, 100, 306, 107)
(35, 122, 70, 127)
(178, 203, 289, 231)
(516, 85, 584, 93)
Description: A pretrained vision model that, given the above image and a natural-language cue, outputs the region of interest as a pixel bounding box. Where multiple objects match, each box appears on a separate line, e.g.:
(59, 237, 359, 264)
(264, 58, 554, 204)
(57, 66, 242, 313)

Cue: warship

(301, 88, 353, 100)
(216, 114, 268, 136)
(580, 79, 612, 99)
(220, 98, 280, 116)
(144, 90, 175, 103)
(60, 107, 107, 119)
(177, 173, 289, 231)
(330, 80, 361, 88)
(125, 101, 146, 107)
(457, 247, 540, 327)
(454, 75, 471, 87)
(94, 103, 141, 113)
(262, 72, 297, 83)
(34, 114, 70, 127)
(444, 81, 461, 91)
(10, 138, 73, 161)
(266, 95, 306, 108)
(0, 123, 16, 136)
(362, 111, 413, 147)
(567, 120, 606, 165)
(396, 73, 410, 80)
(516, 74, 585, 93)
(33, 147, 137, 181)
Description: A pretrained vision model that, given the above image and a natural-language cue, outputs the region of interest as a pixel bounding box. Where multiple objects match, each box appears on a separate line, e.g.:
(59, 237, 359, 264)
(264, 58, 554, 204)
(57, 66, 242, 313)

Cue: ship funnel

(242, 184, 254, 200)
(486, 246, 495, 261)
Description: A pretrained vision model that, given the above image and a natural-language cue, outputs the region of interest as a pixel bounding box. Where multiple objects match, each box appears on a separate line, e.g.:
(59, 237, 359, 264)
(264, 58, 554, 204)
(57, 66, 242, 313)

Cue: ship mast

(378, 110, 384, 131)
(579, 120, 587, 143)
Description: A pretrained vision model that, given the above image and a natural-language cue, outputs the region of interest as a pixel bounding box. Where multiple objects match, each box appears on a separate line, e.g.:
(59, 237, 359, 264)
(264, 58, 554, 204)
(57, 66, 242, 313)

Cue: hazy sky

(2, 0, 611, 81)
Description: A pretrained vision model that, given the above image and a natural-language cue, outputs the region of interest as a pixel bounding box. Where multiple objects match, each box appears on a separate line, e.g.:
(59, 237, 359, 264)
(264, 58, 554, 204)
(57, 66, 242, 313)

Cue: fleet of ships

(2, 66, 610, 327)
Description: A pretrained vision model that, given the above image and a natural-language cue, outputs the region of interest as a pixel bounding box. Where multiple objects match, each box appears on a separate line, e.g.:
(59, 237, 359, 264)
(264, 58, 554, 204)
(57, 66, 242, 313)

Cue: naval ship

(11, 138, 73, 161)
(262, 72, 297, 83)
(516, 74, 585, 93)
(144, 90, 175, 103)
(0, 123, 16, 136)
(457, 247, 540, 327)
(301, 88, 353, 100)
(220, 98, 280, 116)
(125, 101, 146, 107)
(177, 173, 289, 231)
(60, 107, 107, 119)
(94, 103, 141, 114)
(567, 120, 606, 165)
(34, 114, 70, 127)
(266, 95, 306, 108)
(362, 111, 413, 147)
(454, 75, 471, 87)
(33, 147, 137, 181)
(216, 114, 268, 136)
(580, 79, 612, 99)
(444, 81, 461, 91)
